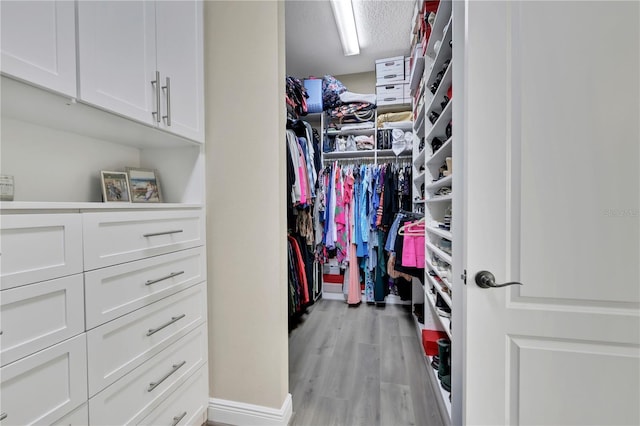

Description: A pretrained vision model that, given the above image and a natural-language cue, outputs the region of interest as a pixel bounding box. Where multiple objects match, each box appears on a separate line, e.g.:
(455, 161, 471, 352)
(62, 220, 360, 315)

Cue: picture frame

(126, 167, 163, 203)
(100, 171, 131, 202)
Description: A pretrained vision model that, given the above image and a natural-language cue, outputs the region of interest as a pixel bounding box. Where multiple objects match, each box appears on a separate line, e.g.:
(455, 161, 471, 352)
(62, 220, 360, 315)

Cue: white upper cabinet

(77, 1, 204, 143)
(156, 1, 205, 142)
(77, 1, 157, 126)
(0, 0, 77, 97)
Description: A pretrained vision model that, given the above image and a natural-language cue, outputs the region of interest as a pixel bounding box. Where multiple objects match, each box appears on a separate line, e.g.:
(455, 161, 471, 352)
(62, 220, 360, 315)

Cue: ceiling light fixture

(330, 0, 360, 56)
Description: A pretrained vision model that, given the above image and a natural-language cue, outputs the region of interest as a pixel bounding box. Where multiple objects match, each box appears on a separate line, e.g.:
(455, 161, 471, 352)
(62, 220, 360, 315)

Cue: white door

(155, 0, 205, 142)
(462, 1, 639, 425)
(77, 1, 157, 125)
(0, 0, 76, 97)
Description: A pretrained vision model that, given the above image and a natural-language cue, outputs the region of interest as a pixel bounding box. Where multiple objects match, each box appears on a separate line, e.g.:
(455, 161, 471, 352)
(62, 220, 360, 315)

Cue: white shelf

(426, 194, 452, 203)
(413, 199, 426, 204)
(326, 127, 375, 137)
(425, 257, 452, 291)
(378, 103, 413, 114)
(425, 60, 453, 115)
(427, 273, 452, 307)
(425, 15, 453, 88)
(323, 150, 376, 160)
(424, 1, 453, 60)
(426, 242, 452, 265)
(409, 55, 425, 95)
(0, 201, 203, 211)
(414, 112, 426, 138)
(426, 175, 452, 191)
(425, 99, 452, 141)
(425, 290, 452, 340)
(426, 137, 453, 167)
(413, 171, 426, 185)
(426, 226, 452, 240)
(413, 148, 426, 167)
(413, 312, 425, 338)
(426, 354, 453, 418)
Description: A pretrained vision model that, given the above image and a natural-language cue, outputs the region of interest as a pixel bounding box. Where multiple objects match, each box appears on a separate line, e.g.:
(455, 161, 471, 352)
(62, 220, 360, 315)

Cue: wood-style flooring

(288, 299, 446, 426)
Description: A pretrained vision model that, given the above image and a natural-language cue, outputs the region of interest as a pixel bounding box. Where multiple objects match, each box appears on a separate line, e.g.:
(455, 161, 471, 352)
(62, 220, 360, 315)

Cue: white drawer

(89, 324, 207, 426)
(0, 334, 88, 426)
(377, 84, 405, 105)
(85, 246, 207, 329)
(82, 209, 205, 270)
(1, 274, 84, 367)
(52, 403, 89, 426)
(87, 283, 207, 396)
(0, 214, 82, 290)
(375, 56, 405, 84)
(138, 364, 208, 426)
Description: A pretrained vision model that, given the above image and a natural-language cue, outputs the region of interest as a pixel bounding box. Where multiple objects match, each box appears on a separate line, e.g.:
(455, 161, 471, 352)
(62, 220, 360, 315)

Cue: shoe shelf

(424, 1, 453, 60)
(425, 19, 453, 89)
(414, 170, 426, 185)
(425, 354, 453, 418)
(413, 311, 425, 337)
(426, 225, 452, 241)
(414, 147, 426, 168)
(425, 61, 453, 115)
(427, 273, 452, 307)
(425, 100, 452, 141)
(409, 55, 426, 96)
(414, 100, 427, 137)
(427, 242, 452, 265)
(425, 256, 452, 287)
(426, 174, 452, 192)
(426, 194, 452, 203)
(426, 137, 453, 167)
(425, 290, 451, 340)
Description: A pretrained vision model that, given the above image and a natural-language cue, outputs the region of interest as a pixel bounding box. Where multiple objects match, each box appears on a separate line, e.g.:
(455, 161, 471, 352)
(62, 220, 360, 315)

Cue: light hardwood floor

(288, 299, 447, 426)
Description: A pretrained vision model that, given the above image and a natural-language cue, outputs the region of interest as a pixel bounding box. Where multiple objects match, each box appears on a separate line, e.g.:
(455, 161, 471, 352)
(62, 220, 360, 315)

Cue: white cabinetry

(77, 0, 204, 142)
(0, 0, 77, 97)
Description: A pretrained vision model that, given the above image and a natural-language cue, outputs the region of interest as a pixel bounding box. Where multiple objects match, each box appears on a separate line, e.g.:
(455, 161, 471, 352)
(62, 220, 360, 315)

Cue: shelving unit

(408, 1, 454, 422)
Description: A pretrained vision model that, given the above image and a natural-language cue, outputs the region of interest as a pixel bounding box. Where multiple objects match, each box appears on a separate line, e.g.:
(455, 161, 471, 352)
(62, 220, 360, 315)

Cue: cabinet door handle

(162, 76, 171, 126)
(384, 74, 397, 79)
(143, 229, 183, 238)
(171, 411, 187, 426)
(147, 361, 186, 392)
(151, 71, 161, 123)
(146, 314, 186, 336)
(145, 271, 185, 286)
(0, 412, 7, 421)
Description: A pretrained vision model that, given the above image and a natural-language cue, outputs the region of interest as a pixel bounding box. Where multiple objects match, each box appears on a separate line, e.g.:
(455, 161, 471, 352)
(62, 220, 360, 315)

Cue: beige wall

(335, 70, 376, 94)
(204, 0, 289, 410)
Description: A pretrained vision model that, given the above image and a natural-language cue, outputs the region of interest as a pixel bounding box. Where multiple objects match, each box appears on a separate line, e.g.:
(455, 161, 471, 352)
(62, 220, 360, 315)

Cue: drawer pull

(143, 230, 184, 238)
(147, 314, 186, 336)
(0, 412, 7, 421)
(148, 361, 186, 392)
(171, 411, 187, 426)
(145, 271, 185, 286)
(384, 74, 397, 79)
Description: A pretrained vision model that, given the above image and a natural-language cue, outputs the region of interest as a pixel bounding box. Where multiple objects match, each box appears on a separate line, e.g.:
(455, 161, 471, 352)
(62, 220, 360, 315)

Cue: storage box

(376, 84, 404, 106)
(422, 329, 448, 356)
(303, 79, 323, 113)
(375, 56, 405, 85)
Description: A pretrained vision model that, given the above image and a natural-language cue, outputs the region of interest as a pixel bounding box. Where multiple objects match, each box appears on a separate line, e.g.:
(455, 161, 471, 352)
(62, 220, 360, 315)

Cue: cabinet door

(156, 0, 205, 142)
(77, 0, 157, 125)
(0, 0, 77, 97)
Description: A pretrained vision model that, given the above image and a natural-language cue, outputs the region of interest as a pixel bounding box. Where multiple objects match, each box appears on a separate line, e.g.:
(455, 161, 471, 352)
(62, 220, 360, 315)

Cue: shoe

(431, 355, 440, 370)
(441, 374, 451, 392)
(428, 111, 440, 124)
(446, 121, 452, 139)
(437, 338, 451, 379)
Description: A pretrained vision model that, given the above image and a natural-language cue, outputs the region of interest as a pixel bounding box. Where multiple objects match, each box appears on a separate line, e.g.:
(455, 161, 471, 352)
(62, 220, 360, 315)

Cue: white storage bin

(377, 84, 405, 105)
(375, 56, 405, 85)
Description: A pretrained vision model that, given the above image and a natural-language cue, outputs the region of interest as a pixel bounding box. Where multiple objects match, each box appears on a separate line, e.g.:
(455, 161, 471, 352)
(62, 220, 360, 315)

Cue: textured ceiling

(285, 0, 415, 78)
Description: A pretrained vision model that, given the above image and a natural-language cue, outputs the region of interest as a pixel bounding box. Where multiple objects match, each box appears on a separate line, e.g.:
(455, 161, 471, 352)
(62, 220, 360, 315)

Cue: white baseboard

(208, 393, 292, 426)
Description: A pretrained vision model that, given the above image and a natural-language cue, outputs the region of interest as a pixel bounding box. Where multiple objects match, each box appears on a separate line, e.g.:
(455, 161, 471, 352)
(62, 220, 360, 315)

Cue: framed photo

(101, 171, 131, 202)
(126, 167, 162, 203)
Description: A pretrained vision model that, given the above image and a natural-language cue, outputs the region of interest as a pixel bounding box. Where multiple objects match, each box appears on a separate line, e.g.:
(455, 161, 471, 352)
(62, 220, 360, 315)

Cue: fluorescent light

(330, 0, 360, 56)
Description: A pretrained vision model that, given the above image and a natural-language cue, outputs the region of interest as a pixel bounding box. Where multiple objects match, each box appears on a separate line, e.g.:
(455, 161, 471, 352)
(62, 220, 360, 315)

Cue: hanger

(397, 217, 425, 236)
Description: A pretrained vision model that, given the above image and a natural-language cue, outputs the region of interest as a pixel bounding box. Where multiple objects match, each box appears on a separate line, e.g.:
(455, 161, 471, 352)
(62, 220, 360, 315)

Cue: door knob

(475, 271, 523, 289)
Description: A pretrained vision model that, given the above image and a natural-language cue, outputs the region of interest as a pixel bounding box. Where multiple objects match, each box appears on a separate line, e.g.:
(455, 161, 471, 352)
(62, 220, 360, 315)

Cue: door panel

(463, 1, 639, 424)
(77, 1, 157, 124)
